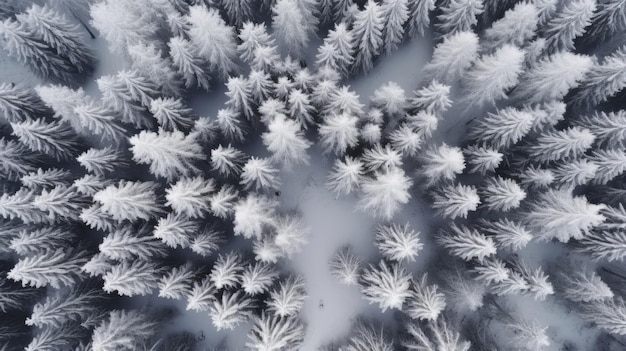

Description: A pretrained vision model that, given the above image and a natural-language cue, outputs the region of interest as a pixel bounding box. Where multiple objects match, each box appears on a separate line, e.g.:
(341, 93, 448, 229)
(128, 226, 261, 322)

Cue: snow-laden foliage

(360, 260, 412, 312)
(423, 31, 479, 84)
(358, 166, 412, 220)
(375, 223, 423, 262)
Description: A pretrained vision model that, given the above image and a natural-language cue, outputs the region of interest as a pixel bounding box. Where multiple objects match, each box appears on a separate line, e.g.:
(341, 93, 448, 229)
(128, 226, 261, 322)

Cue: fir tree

(149, 97, 194, 131)
(468, 107, 535, 150)
(91, 310, 159, 351)
(216, 108, 246, 142)
(233, 194, 277, 240)
(588, 149, 626, 185)
(351, 0, 385, 73)
(480, 176, 526, 212)
(246, 313, 305, 351)
(186, 275, 217, 312)
(267, 275, 307, 317)
(130, 129, 203, 181)
(127, 42, 182, 97)
(187, 5, 238, 79)
(272, 0, 311, 59)
(210, 290, 255, 330)
(21, 168, 72, 189)
(525, 189, 605, 243)
(381, 0, 409, 54)
(153, 214, 198, 249)
(77, 147, 127, 177)
(405, 275, 447, 321)
(165, 177, 214, 218)
(505, 319, 550, 350)
(238, 22, 274, 64)
(407, 0, 435, 37)
(342, 321, 395, 351)
(483, 3, 539, 51)
(375, 223, 423, 262)
(360, 260, 412, 311)
(543, 0, 596, 54)
(93, 180, 163, 222)
(0, 83, 50, 123)
(209, 184, 239, 219)
(410, 80, 452, 115)
(318, 113, 359, 155)
(479, 218, 534, 251)
(585, 0, 626, 43)
(358, 167, 412, 220)
(274, 215, 309, 257)
(463, 145, 503, 175)
(210, 144, 247, 177)
(241, 262, 279, 295)
(288, 89, 315, 129)
(218, 0, 253, 26)
(99, 226, 167, 261)
(418, 143, 465, 186)
(575, 110, 626, 148)
(263, 114, 312, 168)
(97, 70, 156, 128)
(437, 224, 496, 262)
(561, 269, 613, 303)
(390, 124, 422, 157)
(436, 0, 484, 37)
(572, 46, 626, 107)
(461, 45, 525, 108)
(431, 183, 480, 219)
(422, 31, 479, 84)
(578, 230, 626, 261)
(526, 127, 595, 163)
(11, 118, 80, 160)
(103, 260, 161, 297)
(316, 22, 354, 76)
(191, 228, 224, 257)
(8, 248, 88, 288)
(26, 285, 105, 328)
(330, 246, 363, 286)
(168, 36, 211, 91)
(9, 226, 74, 256)
(240, 157, 280, 191)
(443, 269, 486, 313)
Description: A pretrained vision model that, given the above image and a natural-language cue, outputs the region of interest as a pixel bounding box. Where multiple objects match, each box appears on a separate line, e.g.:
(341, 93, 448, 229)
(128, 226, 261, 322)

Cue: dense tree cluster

(0, 0, 625, 350)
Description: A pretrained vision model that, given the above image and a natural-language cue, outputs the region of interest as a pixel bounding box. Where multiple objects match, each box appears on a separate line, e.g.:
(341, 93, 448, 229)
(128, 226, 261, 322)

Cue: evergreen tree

(318, 113, 359, 155)
(8, 248, 88, 288)
(153, 214, 198, 249)
(99, 226, 167, 261)
(191, 228, 224, 257)
(381, 0, 409, 54)
(524, 189, 605, 243)
(263, 114, 312, 169)
(210, 144, 247, 177)
(91, 310, 158, 351)
(543, 0, 596, 54)
(526, 127, 595, 163)
(149, 97, 194, 131)
(210, 252, 244, 290)
(405, 275, 446, 321)
(436, 0, 484, 36)
(216, 108, 246, 142)
(342, 321, 395, 351)
(158, 264, 198, 300)
(389, 124, 422, 157)
(358, 167, 412, 220)
(578, 230, 626, 261)
(233, 194, 277, 240)
(127, 42, 182, 97)
(246, 313, 305, 351)
(267, 275, 307, 317)
(329, 246, 363, 286)
(437, 224, 496, 262)
(505, 319, 550, 350)
(165, 176, 214, 218)
(129, 129, 203, 181)
(585, 0, 626, 43)
(21, 167, 72, 189)
(443, 269, 486, 312)
(97, 70, 156, 128)
(326, 156, 365, 197)
(240, 157, 281, 191)
(432, 183, 480, 219)
(407, 0, 435, 37)
(410, 80, 452, 115)
(226, 76, 254, 120)
(209, 184, 239, 219)
(463, 145, 503, 175)
(561, 269, 613, 302)
(418, 143, 465, 186)
(241, 262, 279, 295)
(0, 83, 50, 123)
(375, 223, 423, 262)
(9, 226, 74, 256)
(422, 31, 479, 84)
(26, 285, 104, 328)
(479, 218, 534, 251)
(351, 0, 385, 73)
(187, 5, 238, 79)
(274, 215, 309, 257)
(93, 181, 162, 222)
(483, 3, 539, 51)
(360, 260, 412, 311)
(461, 45, 525, 108)
(218, 0, 253, 26)
(315, 22, 354, 76)
(25, 324, 83, 351)
(77, 147, 127, 177)
(168, 36, 211, 91)
(572, 46, 626, 107)
(103, 260, 161, 297)
(33, 185, 87, 222)
(11, 118, 80, 160)
(272, 0, 311, 59)
(511, 52, 593, 104)
(19, 4, 95, 74)
(288, 89, 315, 129)
(575, 110, 626, 148)
(210, 290, 254, 330)
(552, 158, 598, 187)
(589, 149, 626, 185)
(479, 176, 526, 212)
(237, 22, 274, 65)
(186, 275, 217, 312)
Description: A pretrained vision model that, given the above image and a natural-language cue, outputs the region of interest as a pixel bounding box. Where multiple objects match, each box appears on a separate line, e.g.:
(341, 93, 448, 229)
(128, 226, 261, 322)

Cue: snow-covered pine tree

(360, 260, 412, 311)
(351, 0, 384, 73)
(11, 118, 80, 161)
(410, 80, 452, 115)
(149, 97, 194, 131)
(97, 70, 156, 128)
(99, 225, 166, 261)
(247, 70, 273, 103)
(381, 0, 408, 55)
(103, 259, 161, 297)
(0, 17, 76, 84)
(288, 89, 315, 129)
(361, 122, 383, 144)
(267, 275, 307, 317)
(326, 157, 365, 198)
(80, 204, 116, 232)
(216, 108, 246, 142)
(187, 5, 238, 79)
(8, 248, 88, 288)
(19, 4, 95, 75)
(158, 264, 197, 300)
(514, 260, 554, 300)
(26, 284, 104, 328)
(168, 36, 211, 91)
(422, 31, 479, 84)
(473, 257, 510, 285)
(94, 180, 163, 222)
(358, 166, 412, 220)
(272, 0, 311, 59)
(208, 184, 238, 219)
(407, 0, 435, 37)
(483, 3, 539, 51)
(479, 218, 534, 251)
(584, 0, 626, 44)
(210, 251, 244, 290)
(461, 45, 525, 108)
(233, 194, 277, 240)
(405, 275, 446, 321)
(561, 269, 613, 302)
(551, 158, 597, 187)
(91, 310, 159, 351)
(246, 312, 305, 351)
(237, 21, 273, 63)
(468, 107, 535, 150)
(463, 145, 503, 175)
(253, 236, 283, 263)
(318, 113, 359, 155)
(262, 114, 312, 169)
(210, 144, 247, 177)
(432, 183, 480, 219)
(389, 124, 422, 157)
(33, 185, 87, 222)
(218, 0, 253, 26)
(341, 321, 395, 351)
(9, 226, 73, 256)
(526, 127, 595, 163)
(511, 52, 593, 104)
(153, 214, 198, 249)
(130, 129, 203, 181)
(573, 47, 626, 107)
(580, 297, 626, 335)
(436, 0, 484, 37)
(225, 76, 254, 120)
(543, 0, 596, 54)
(0, 83, 51, 123)
(128, 42, 182, 97)
(587, 149, 626, 185)
(578, 230, 626, 261)
(210, 290, 255, 330)
(265, 215, 305, 258)
(21, 168, 72, 190)
(240, 157, 280, 191)
(479, 176, 526, 212)
(191, 228, 224, 257)
(371, 81, 407, 117)
(524, 188, 605, 243)
(505, 318, 550, 350)
(575, 110, 626, 148)
(437, 224, 496, 262)
(241, 262, 279, 295)
(316, 22, 354, 76)
(418, 143, 465, 186)
(329, 246, 363, 286)
(77, 147, 127, 177)
(186, 275, 217, 312)
(164, 177, 214, 219)
(327, 85, 365, 117)
(375, 223, 423, 262)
